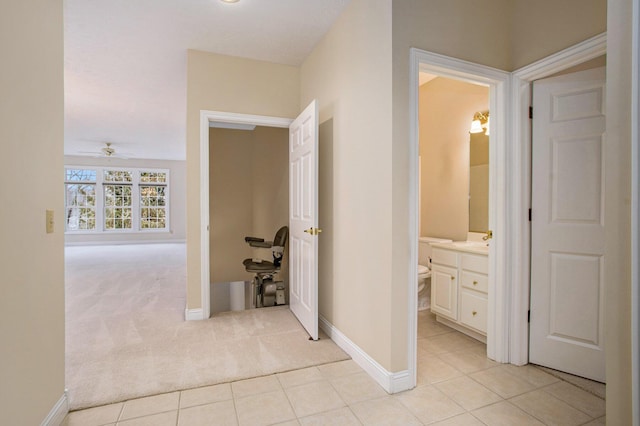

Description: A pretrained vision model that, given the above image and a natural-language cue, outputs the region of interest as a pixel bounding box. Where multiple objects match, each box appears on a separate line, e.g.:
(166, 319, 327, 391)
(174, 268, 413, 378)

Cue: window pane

(65, 169, 96, 182)
(140, 172, 167, 183)
(65, 182, 96, 231)
(104, 170, 132, 182)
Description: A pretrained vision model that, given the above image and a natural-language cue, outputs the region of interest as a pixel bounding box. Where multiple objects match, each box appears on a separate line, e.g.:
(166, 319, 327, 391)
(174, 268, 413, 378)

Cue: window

(139, 171, 167, 229)
(65, 169, 97, 231)
(64, 167, 169, 233)
(103, 170, 133, 230)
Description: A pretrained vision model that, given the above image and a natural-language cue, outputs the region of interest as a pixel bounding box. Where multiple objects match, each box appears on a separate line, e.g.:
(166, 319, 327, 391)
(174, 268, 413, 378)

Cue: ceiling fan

(78, 142, 132, 159)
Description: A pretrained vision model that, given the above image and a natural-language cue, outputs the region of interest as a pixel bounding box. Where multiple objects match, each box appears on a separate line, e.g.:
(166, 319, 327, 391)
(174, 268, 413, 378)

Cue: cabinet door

(431, 265, 458, 320)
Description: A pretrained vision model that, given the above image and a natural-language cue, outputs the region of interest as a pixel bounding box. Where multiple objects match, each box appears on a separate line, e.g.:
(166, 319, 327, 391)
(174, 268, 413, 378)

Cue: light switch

(46, 209, 54, 233)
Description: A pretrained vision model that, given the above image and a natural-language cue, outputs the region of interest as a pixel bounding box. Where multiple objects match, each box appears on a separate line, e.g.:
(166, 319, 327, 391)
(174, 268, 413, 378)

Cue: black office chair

(243, 226, 288, 307)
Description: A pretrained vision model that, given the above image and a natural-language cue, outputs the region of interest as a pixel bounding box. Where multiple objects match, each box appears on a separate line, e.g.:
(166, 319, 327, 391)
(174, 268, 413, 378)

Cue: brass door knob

(304, 227, 323, 236)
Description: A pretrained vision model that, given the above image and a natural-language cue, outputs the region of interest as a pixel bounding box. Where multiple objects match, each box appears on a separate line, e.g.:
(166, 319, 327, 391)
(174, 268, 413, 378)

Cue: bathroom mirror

(469, 124, 489, 233)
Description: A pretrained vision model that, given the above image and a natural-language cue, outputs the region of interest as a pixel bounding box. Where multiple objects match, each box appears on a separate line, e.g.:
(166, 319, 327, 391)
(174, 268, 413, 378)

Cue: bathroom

(417, 73, 491, 343)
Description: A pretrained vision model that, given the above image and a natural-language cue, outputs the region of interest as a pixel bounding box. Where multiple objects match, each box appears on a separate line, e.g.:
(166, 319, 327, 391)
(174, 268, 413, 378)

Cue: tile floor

(63, 311, 606, 425)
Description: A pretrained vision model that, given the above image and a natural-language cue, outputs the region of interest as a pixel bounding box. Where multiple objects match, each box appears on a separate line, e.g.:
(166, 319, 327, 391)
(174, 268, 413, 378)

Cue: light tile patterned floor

(63, 311, 605, 425)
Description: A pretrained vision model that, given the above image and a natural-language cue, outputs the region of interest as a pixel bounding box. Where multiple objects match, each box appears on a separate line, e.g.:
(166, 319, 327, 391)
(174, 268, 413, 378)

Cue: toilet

(418, 236, 453, 310)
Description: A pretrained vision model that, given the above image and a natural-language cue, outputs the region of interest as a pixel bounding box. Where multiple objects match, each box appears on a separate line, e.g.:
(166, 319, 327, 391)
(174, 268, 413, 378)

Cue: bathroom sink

(448, 241, 490, 254)
(451, 241, 488, 248)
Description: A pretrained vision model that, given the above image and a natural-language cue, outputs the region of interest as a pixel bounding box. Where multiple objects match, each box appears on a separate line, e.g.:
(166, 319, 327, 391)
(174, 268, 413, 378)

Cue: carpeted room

(65, 243, 348, 410)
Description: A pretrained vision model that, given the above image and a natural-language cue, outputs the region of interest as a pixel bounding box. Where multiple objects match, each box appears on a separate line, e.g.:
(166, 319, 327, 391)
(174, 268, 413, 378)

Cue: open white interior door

(530, 67, 606, 382)
(289, 100, 319, 340)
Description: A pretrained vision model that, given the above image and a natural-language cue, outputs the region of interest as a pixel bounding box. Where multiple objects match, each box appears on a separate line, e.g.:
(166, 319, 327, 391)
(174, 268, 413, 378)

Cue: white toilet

(418, 236, 452, 310)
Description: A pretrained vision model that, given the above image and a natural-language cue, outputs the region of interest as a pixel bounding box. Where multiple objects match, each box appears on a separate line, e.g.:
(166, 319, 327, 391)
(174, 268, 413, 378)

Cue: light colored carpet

(65, 243, 348, 410)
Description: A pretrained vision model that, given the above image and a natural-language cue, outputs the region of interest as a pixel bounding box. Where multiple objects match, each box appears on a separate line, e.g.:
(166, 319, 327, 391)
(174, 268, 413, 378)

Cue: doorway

(529, 65, 607, 382)
(509, 34, 607, 367)
(208, 124, 289, 315)
(408, 49, 510, 389)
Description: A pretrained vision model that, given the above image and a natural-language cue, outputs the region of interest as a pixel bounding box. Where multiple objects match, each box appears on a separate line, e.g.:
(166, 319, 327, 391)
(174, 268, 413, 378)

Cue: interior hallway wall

(0, 1, 66, 424)
(301, 0, 396, 370)
(604, 0, 632, 422)
(63, 156, 187, 244)
(511, 0, 607, 69)
(186, 50, 299, 310)
(419, 77, 489, 242)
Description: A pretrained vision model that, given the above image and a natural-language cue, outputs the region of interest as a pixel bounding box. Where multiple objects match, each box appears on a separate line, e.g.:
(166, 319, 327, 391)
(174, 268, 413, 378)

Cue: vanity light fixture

(470, 111, 490, 135)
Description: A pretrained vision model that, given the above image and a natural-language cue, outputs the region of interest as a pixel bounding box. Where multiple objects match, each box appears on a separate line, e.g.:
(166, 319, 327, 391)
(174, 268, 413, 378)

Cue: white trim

(631, 0, 640, 421)
(40, 391, 68, 426)
(319, 316, 410, 394)
(509, 33, 607, 365)
(185, 307, 204, 321)
(409, 49, 510, 387)
(64, 239, 184, 247)
(199, 110, 293, 320)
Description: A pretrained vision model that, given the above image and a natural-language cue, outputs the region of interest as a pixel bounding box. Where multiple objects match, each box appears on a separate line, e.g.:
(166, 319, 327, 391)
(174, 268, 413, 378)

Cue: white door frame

(408, 49, 510, 387)
(509, 33, 606, 364)
(198, 110, 293, 320)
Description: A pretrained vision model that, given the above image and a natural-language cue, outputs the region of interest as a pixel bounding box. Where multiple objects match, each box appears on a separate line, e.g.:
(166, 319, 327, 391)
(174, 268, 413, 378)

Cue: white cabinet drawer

(460, 271, 488, 294)
(432, 248, 458, 268)
(461, 253, 488, 274)
(459, 290, 487, 334)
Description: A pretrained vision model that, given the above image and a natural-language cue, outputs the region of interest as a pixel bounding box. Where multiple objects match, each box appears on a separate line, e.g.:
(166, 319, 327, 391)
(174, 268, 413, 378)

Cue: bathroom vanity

(429, 241, 489, 343)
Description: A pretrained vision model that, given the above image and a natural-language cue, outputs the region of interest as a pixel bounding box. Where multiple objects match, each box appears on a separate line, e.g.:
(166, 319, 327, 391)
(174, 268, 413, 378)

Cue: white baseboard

(319, 316, 413, 394)
(185, 307, 205, 321)
(65, 239, 186, 247)
(41, 390, 68, 426)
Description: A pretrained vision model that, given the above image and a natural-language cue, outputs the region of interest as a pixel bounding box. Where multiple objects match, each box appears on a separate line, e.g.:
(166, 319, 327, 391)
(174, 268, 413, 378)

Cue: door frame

(199, 110, 293, 319)
(509, 33, 606, 364)
(408, 49, 510, 387)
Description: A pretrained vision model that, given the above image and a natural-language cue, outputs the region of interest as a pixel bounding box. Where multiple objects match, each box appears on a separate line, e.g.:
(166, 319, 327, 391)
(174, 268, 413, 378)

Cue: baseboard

(65, 239, 186, 247)
(319, 315, 413, 394)
(185, 307, 204, 321)
(41, 390, 68, 426)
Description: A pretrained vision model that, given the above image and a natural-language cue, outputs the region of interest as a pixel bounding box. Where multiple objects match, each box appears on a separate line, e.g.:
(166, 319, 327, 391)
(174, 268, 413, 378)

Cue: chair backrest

(273, 226, 288, 247)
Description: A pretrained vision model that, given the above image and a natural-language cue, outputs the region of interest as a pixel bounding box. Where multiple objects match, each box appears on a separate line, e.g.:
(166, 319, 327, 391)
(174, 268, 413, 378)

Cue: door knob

(304, 227, 323, 236)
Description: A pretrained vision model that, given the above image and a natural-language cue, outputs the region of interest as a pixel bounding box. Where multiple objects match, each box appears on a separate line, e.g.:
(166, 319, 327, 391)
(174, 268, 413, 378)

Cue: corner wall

(604, 0, 633, 422)
(300, 0, 396, 370)
(186, 50, 299, 309)
(0, 1, 66, 423)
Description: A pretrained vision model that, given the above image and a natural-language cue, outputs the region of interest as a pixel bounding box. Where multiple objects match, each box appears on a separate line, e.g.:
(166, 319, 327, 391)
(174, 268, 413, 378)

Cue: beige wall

(301, 0, 397, 369)
(210, 129, 254, 284)
(186, 50, 299, 309)
(63, 156, 187, 244)
(209, 126, 288, 286)
(604, 0, 632, 422)
(0, 1, 65, 424)
(511, 0, 607, 69)
(419, 77, 489, 241)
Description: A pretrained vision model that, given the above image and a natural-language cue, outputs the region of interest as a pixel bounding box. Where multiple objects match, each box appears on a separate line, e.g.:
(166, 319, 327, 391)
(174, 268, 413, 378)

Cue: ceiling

(64, 0, 351, 161)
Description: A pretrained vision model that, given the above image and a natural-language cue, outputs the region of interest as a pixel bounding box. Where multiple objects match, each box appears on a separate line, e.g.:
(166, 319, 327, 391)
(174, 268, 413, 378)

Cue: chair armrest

(249, 241, 273, 248)
(245, 236, 265, 243)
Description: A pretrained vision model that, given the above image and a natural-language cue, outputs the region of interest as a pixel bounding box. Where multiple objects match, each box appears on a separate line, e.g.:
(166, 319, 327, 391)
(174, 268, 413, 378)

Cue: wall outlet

(46, 209, 54, 233)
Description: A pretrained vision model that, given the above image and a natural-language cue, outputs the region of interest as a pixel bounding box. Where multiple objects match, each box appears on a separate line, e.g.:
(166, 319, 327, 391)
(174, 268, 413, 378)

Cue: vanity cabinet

(431, 245, 488, 342)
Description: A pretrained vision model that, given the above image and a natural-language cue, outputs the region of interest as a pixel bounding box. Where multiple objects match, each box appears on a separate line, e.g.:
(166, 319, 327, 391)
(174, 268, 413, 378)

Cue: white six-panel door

(530, 67, 606, 382)
(289, 100, 319, 341)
